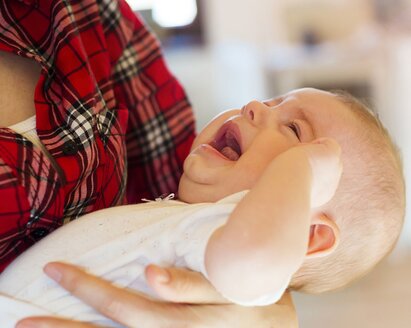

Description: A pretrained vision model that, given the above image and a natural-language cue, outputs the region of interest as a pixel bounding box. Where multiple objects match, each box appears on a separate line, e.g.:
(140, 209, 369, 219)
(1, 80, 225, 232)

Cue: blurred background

(128, 0, 411, 326)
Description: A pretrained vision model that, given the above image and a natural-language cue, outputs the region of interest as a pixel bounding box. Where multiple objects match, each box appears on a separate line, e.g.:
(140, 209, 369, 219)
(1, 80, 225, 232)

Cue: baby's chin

(177, 174, 225, 204)
(177, 174, 197, 203)
(179, 184, 250, 206)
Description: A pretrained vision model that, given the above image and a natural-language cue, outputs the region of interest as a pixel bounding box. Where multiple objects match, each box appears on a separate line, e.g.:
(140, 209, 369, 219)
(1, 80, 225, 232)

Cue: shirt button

(30, 228, 49, 241)
(62, 140, 79, 155)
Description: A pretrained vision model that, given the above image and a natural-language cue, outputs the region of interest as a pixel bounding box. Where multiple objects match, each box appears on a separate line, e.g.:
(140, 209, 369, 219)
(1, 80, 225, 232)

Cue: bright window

(127, 0, 154, 11)
(127, 0, 197, 28)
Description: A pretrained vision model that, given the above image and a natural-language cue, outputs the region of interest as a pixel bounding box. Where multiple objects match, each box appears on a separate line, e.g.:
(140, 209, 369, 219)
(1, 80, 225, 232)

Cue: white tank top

(8, 115, 59, 173)
(8, 115, 41, 148)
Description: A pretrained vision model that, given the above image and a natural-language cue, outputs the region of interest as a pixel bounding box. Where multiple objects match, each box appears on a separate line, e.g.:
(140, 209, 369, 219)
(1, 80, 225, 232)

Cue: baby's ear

(306, 213, 340, 259)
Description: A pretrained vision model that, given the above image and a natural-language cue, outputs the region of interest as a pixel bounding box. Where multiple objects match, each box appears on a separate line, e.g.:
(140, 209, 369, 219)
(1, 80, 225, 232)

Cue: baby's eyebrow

(263, 96, 283, 106)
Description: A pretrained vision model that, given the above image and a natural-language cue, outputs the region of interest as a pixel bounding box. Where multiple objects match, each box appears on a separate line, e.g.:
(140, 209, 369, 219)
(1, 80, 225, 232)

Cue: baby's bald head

(292, 91, 405, 293)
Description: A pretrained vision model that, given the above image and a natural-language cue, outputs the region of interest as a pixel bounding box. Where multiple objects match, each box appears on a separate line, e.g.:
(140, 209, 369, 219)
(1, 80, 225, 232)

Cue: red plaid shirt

(0, 0, 195, 272)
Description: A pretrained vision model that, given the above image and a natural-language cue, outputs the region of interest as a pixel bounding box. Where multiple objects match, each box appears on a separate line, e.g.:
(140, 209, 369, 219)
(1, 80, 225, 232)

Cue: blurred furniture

(264, 36, 386, 109)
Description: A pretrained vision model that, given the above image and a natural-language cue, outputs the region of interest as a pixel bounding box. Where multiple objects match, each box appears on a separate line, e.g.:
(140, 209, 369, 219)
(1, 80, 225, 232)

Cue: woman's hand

(16, 262, 298, 328)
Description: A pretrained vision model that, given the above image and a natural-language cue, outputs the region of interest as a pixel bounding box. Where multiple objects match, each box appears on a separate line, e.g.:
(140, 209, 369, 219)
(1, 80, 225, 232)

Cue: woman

(0, 0, 297, 326)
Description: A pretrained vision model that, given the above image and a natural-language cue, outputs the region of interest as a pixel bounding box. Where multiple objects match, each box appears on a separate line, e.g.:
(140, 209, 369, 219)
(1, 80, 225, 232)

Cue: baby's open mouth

(209, 122, 242, 161)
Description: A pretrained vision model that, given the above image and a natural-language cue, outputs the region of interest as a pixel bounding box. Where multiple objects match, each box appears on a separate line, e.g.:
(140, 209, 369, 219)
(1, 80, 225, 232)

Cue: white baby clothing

(0, 191, 288, 327)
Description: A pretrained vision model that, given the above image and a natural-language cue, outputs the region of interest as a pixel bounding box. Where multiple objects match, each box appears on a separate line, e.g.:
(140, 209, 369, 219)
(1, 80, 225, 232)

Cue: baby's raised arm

(205, 138, 342, 305)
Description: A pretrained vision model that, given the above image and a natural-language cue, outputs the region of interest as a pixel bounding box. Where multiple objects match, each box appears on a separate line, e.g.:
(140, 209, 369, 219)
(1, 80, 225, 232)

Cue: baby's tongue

(221, 146, 239, 161)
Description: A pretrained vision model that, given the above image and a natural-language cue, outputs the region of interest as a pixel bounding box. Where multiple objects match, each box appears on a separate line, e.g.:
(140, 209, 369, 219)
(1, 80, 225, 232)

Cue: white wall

(380, 36, 411, 250)
(165, 0, 411, 250)
(203, 0, 374, 46)
(203, 0, 285, 47)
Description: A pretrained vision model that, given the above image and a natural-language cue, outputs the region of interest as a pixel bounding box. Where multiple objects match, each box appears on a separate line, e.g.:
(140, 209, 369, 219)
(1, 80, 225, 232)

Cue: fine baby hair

(290, 90, 405, 294)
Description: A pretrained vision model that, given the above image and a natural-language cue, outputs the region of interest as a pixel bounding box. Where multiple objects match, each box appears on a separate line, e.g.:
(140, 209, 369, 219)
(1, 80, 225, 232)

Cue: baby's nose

(242, 100, 269, 125)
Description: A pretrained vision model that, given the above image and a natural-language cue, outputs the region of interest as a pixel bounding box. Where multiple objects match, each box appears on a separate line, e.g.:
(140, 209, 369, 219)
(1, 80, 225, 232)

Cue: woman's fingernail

(154, 266, 171, 284)
(16, 320, 37, 328)
(44, 263, 62, 282)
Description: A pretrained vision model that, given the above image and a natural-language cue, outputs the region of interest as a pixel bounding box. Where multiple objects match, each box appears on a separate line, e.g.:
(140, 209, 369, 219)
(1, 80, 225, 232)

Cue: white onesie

(0, 191, 288, 327)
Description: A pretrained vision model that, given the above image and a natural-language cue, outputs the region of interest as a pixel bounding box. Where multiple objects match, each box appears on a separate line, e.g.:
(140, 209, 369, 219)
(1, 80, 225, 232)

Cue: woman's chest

(0, 50, 128, 218)
(0, 51, 41, 126)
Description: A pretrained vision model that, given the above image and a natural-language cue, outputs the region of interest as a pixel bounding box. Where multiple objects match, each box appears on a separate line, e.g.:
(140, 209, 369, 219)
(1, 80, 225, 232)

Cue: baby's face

(178, 88, 359, 203)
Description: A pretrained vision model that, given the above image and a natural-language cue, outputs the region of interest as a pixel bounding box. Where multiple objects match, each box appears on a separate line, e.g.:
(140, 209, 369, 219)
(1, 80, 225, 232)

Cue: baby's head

(178, 88, 405, 293)
(290, 90, 405, 294)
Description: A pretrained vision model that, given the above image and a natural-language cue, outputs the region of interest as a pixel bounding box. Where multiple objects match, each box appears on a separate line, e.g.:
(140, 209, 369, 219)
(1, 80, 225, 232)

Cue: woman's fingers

(43, 262, 165, 327)
(34, 262, 298, 328)
(16, 317, 101, 328)
(145, 264, 229, 304)
(41, 262, 201, 327)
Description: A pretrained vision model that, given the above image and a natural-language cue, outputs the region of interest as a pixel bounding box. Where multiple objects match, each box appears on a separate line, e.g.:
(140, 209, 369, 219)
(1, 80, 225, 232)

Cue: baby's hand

(298, 138, 343, 208)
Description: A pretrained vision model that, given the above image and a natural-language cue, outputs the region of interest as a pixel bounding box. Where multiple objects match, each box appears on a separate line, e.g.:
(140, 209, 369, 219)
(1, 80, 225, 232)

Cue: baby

(0, 88, 405, 326)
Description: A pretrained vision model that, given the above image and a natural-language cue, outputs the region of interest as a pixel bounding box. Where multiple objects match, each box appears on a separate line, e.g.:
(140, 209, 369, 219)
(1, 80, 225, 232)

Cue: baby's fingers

(303, 138, 343, 207)
(316, 137, 341, 152)
(308, 137, 342, 158)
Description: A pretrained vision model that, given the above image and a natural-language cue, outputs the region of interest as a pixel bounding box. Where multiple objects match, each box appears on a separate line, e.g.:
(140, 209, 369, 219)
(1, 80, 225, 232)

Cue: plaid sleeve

(0, 130, 64, 272)
(98, 0, 196, 203)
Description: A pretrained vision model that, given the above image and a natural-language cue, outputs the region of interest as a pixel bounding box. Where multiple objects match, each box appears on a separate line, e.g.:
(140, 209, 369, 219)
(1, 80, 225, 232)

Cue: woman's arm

(16, 262, 298, 328)
(110, 0, 196, 203)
